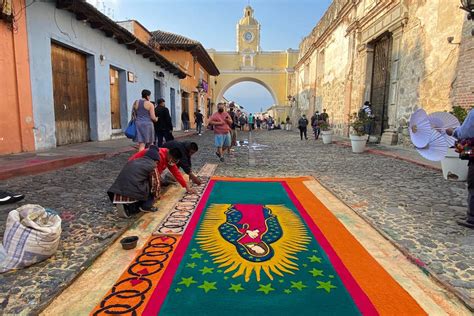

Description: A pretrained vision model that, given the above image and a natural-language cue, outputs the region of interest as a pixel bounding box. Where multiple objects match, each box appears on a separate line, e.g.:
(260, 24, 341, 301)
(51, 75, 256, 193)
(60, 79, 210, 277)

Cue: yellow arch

(216, 76, 279, 107)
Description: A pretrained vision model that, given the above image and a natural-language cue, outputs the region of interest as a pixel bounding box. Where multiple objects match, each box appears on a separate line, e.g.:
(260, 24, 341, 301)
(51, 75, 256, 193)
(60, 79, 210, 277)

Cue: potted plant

(441, 106, 469, 181)
(349, 112, 368, 153)
(319, 121, 333, 144)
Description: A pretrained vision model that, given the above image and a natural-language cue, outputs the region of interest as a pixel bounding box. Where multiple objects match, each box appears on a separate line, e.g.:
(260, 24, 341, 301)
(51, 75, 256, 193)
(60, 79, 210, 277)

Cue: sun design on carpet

(197, 204, 310, 282)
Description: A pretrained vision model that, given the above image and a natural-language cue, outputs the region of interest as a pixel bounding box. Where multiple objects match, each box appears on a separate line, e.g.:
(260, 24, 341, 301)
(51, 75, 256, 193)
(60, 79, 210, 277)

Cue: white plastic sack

(0, 204, 62, 273)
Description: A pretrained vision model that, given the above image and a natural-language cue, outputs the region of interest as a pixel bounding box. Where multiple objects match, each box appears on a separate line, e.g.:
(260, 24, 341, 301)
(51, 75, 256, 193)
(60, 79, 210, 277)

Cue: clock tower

(236, 6, 260, 53)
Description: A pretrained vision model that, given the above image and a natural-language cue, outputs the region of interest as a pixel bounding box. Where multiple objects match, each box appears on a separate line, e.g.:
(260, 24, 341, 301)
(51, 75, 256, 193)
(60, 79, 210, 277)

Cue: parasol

(428, 112, 460, 147)
(409, 109, 432, 148)
(415, 129, 449, 161)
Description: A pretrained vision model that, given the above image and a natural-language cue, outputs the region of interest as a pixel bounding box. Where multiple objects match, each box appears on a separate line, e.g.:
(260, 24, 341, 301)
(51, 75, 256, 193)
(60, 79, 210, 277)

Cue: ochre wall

(0, 0, 35, 154)
(159, 49, 213, 127)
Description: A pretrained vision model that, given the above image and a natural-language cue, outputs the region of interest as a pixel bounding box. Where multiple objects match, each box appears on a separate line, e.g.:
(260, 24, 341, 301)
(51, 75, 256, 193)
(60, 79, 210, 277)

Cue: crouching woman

(107, 145, 183, 218)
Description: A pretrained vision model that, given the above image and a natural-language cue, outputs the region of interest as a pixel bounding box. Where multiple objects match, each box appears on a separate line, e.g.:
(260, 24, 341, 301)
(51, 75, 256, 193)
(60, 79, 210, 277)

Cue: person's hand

(446, 128, 454, 136)
(192, 177, 202, 186)
(186, 185, 197, 194)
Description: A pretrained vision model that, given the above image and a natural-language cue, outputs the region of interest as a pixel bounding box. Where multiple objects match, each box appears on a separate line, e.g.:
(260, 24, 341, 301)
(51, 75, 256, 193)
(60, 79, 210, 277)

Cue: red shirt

(129, 148, 187, 188)
(209, 111, 231, 134)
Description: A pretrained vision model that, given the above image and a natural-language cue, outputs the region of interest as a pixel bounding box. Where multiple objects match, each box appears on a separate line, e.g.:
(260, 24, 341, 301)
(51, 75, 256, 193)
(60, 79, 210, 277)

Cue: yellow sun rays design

(196, 204, 311, 282)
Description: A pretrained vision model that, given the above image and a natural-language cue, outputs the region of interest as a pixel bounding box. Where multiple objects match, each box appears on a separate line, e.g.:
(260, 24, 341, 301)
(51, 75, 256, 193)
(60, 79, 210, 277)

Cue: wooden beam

(56, 0, 74, 10)
(75, 13, 88, 21)
(126, 44, 137, 50)
(90, 21, 104, 29)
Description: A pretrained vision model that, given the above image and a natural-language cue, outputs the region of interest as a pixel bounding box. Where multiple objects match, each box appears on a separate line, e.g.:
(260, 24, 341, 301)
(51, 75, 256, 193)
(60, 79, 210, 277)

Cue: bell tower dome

(236, 5, 261, 53)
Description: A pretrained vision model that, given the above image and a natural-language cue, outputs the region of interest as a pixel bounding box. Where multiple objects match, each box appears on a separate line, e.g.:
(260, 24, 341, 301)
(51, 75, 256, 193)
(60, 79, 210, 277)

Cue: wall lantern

(460, 0, 474, 19)
(158, 71, 165, 78)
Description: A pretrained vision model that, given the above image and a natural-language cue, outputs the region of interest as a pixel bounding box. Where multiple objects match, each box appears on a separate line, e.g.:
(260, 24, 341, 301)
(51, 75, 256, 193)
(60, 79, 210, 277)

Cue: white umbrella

(409, 109, 432, 148)
(416, 129, 449, 161)
(428, 112, 460, 147)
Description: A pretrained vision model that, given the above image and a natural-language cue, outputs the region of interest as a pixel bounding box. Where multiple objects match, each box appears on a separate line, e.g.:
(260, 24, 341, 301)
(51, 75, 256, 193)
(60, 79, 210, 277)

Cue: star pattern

(308, 255, 322, 263)
(178, 277, 197, 288)
(199, 266, 214, 275)
(175, 288, 182, 293)
(228, 283, 245, 293)
(186, 262, 197, 268)
(257, 283, 275, 295)
(309, 268, 324, 277)
(290, 281, 307, 291)
(284, 289, 292, 294)
(316, 280, 337, 293)
(190, 252, 203, 259)
(198, 281, 217, 293)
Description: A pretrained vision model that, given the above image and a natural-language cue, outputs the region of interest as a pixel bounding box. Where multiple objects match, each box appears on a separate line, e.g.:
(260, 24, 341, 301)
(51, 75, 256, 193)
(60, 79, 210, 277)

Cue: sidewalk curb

(333, 141, 442, 171)
(0, 133, 193, 181)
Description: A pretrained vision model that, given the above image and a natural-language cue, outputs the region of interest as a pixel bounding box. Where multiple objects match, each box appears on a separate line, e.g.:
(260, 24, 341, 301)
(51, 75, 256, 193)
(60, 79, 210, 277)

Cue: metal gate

(370, 34, 392, 136)
(51, 43, 90, 145)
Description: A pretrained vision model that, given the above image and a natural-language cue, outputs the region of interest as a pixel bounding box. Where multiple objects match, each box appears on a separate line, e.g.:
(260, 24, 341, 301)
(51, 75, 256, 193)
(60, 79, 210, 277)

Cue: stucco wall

(26, 2, 181, 150)
(0, 0, 35, 154)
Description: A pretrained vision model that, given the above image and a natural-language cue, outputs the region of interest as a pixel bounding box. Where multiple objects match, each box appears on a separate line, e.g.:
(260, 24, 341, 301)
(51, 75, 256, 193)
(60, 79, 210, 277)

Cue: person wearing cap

(107, 145, 167, 218)
(209, 103, 233, 162)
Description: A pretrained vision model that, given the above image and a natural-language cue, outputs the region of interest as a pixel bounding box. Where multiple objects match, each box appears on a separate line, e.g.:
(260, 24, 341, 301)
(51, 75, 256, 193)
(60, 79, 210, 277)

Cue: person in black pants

(298, 114, 309, 140)
(195, 109, 204, 135)
(154, 98, 174, 147)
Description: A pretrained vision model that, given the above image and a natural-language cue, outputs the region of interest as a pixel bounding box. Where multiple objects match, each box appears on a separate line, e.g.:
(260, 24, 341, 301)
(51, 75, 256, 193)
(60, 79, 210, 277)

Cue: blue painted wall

(26, 1, 182, 150)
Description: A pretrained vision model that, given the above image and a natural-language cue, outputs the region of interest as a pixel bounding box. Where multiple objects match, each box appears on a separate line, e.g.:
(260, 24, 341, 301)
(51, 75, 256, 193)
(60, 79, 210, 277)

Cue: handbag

(125, 119, 137, 139)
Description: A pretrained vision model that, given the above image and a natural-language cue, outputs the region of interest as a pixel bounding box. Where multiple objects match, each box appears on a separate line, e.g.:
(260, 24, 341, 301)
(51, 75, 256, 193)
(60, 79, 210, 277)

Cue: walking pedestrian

(256, 116, 262, 130)
(298, 114, 309, 140)
(239, 114, 246, 131)
(209, 103, 232, 162)
(311, 111, 321, 140)
(447, 108, 474, 228)
(181, 110, 190, 132)
(285, 116, 292, 131)
(133, 89, 158, 152)
(320, 109, 329, 123)
(195, 109, 204, 135)
(248, 113, 255, 131)
(359, 101, 375, 136)
(154, 98, 174, 147)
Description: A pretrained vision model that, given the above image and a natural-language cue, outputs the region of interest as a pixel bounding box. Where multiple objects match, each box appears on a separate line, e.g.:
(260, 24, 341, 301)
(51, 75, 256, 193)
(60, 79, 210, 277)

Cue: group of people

(180, 109, 204, 135)
(108, 89, 203, 218)
(297, 109, 329, 140)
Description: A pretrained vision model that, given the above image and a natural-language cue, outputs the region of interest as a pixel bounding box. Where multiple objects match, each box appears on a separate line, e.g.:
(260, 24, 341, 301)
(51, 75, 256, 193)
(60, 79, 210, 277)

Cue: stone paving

(0, 129, 473, 313)
(0, 152, 140, 314)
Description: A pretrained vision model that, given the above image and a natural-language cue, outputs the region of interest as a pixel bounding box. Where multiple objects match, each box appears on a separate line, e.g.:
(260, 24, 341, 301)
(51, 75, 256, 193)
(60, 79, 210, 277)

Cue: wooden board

(51, 43, 90, 145)
(109, 67, 121, 129)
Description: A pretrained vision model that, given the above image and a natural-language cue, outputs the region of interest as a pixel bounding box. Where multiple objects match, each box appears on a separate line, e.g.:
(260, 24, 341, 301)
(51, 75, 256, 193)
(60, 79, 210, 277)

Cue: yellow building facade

(208, 6, 299, 120)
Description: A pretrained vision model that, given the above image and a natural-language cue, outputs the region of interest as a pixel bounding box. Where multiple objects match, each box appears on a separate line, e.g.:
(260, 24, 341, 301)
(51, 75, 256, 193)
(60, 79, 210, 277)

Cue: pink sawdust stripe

(142, 180, 216, 316)
(281, 181, 378, 315)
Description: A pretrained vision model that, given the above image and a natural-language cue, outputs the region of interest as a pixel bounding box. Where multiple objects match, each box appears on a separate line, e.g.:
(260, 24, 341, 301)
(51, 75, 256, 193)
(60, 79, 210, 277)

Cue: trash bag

(0, 204, 62, 273)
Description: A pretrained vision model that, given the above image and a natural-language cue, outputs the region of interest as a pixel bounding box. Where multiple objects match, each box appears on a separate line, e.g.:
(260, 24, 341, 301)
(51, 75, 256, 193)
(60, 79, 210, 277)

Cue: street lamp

(460, 0, 474, 19)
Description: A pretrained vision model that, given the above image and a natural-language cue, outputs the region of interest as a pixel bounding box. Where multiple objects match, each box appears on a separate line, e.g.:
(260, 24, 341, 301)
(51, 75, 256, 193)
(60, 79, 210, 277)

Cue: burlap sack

(0, 204, 62, 273)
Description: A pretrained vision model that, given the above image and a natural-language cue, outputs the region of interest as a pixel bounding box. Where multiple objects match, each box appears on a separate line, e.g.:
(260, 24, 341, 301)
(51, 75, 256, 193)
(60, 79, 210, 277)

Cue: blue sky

(90, 0, 332, 112)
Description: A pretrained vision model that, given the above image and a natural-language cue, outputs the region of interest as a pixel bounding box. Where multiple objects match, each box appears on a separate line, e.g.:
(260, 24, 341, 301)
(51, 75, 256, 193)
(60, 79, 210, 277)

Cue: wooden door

(370, 34, 392, 136)
(170, 88, 176, 127)
(51, 43, 90, 145)
(109, 67, 121, 129)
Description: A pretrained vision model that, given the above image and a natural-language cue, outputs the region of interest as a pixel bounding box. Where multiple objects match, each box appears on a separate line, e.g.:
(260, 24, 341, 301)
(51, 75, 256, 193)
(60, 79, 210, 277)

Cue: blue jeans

(183, 121, 190, 130)
(196, 122, 203, 134)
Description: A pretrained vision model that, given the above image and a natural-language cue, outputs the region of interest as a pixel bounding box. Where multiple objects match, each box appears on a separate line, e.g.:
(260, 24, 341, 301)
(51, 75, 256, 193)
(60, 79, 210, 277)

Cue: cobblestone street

(0, 129, 473, 313)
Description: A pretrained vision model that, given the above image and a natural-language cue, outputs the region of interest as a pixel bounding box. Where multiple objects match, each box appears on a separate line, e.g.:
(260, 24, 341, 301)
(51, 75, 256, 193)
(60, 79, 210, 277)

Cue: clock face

(244, 31, 254, 42)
